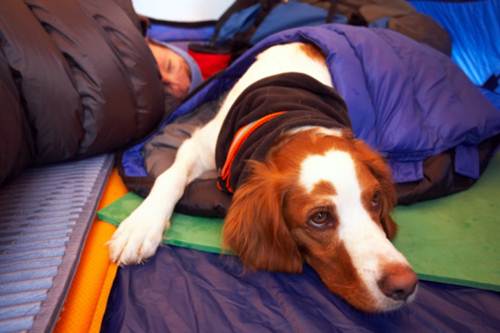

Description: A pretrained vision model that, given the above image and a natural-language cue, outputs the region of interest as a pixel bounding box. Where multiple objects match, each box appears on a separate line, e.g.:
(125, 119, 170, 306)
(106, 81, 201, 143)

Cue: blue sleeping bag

(120, 23, 499, 209)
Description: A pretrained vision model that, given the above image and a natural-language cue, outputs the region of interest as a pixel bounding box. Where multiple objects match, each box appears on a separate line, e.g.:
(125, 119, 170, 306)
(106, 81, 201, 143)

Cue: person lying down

(147, 38, 203, 102)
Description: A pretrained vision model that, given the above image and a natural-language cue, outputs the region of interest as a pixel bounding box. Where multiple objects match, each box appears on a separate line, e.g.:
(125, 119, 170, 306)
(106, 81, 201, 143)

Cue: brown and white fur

(108, 42, 417, 313)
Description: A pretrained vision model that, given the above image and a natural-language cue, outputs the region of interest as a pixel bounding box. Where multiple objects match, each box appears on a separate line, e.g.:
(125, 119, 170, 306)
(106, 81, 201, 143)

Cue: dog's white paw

(108, 204, 170, 265)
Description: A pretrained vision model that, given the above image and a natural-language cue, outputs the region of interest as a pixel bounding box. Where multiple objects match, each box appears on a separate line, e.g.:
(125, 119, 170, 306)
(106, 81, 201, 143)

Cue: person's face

(148, 41, 191, 100)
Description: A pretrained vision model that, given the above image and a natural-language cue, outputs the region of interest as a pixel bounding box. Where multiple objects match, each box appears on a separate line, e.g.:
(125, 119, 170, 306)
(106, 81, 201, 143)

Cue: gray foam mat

(0, 154, 114, 333)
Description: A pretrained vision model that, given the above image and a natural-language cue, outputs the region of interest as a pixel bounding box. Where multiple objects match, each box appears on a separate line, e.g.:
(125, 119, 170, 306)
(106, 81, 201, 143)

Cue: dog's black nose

(378, 264, 418, 301)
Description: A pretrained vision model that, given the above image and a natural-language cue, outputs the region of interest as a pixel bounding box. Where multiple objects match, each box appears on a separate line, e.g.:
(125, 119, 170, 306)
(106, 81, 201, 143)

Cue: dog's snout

(377, 264, 418, 301)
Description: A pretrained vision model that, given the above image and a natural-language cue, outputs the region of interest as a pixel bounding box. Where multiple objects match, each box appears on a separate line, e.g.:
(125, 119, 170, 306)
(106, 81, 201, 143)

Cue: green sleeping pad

(98, 154, 500, 291)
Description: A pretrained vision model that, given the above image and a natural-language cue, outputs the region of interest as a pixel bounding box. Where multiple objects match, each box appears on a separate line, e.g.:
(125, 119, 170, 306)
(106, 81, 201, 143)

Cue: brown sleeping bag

(0, 0, 164, 185)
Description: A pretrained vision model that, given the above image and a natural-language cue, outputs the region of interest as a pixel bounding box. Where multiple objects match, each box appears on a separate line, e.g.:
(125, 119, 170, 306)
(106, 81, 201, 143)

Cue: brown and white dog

(108, 42, 418, 313)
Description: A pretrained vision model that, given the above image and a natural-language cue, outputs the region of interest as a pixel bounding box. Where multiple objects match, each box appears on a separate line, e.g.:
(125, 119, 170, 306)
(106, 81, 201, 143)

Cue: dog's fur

(109, 42, 417, 312)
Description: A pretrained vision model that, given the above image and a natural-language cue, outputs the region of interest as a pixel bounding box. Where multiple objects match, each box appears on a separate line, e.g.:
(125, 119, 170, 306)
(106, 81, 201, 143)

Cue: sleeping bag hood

(120, 24, 500, 217)
(0, 0, 164, 185)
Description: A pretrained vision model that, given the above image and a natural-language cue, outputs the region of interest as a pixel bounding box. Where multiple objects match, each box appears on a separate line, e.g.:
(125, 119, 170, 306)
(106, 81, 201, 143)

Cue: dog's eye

(308, 210, 332, 229)
(371, 191, 381, 210)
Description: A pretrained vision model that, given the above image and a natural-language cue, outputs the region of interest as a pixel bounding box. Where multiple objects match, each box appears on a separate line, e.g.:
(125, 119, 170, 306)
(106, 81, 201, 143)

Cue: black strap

(326, 0, 338, 23)
(211, 0, 263, 45)
(211, 0, 259, 45)
(482, 74, 499, 93)
(229, 0, 281, 50)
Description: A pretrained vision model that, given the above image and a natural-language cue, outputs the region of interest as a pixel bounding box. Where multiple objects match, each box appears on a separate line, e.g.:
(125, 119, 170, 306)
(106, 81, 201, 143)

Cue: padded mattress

(0, 154, 113, 333)
(102, 246, 500, 332)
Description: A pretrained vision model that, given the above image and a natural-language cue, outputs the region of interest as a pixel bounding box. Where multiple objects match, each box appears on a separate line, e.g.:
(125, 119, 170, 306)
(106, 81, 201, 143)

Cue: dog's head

(223, 128, 417, 312)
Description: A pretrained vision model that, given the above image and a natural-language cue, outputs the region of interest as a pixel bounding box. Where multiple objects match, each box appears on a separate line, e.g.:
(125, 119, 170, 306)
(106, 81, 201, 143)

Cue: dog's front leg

(109, 131, 214, 265)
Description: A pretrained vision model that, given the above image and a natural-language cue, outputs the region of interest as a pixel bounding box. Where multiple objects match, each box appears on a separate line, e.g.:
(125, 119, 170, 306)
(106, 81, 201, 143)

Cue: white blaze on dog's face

(297, 148, 416, 311)
(223, 129, 417, 313)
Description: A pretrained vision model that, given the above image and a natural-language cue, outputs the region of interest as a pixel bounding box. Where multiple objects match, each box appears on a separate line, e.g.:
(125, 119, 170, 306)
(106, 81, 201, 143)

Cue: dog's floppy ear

(223, 161, 303, 273)
(353, 140, 398, 240)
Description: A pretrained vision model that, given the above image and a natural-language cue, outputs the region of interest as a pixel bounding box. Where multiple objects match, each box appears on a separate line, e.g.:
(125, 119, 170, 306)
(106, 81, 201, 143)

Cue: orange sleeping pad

(54, 169, 126, 333)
